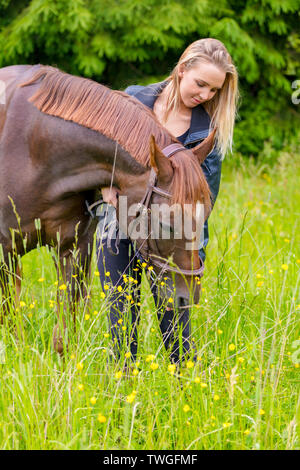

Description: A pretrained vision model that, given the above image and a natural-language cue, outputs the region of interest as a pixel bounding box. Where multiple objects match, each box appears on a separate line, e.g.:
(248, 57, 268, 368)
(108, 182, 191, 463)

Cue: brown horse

(0, 64, 216, 353)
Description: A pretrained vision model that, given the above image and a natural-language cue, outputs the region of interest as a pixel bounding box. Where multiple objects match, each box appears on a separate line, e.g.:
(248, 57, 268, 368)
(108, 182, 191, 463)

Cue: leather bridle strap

(148, 253, 205, 277)
(145, 143, 186, 198)
(162, 143, 186, 158)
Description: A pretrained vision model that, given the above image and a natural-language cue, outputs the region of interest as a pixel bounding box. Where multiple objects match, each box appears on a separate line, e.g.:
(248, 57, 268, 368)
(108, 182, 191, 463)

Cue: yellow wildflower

(223, 422, 232, 428)
(146, 354, 155, 362)
(186, 360, 194, 369)
(168, 364, 176, 374)
(126, 391, 137, 404)
(97, 414, 107, 423)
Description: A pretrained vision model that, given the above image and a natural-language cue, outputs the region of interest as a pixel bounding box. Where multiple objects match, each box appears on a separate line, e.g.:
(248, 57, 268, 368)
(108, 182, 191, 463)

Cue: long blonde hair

(163, 38, 240, 159)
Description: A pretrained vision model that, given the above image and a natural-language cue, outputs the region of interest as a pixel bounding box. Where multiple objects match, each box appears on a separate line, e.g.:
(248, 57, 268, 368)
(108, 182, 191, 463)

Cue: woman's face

(178, 61, 226, 109)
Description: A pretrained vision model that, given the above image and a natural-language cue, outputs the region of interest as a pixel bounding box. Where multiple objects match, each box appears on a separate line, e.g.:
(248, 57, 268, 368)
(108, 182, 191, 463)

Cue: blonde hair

(162, 38, 240, 159)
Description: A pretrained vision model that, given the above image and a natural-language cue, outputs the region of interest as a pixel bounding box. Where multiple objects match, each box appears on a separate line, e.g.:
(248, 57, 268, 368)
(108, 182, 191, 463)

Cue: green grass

(0, 150, 299, 450)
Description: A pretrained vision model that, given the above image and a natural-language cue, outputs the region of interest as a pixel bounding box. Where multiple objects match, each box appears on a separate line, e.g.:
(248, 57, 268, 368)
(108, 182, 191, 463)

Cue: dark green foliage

(0, 0, 299, 157)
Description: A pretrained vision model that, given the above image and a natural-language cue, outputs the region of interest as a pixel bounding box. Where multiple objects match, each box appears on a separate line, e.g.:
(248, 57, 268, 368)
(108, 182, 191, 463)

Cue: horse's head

(117, 129, 216, 311)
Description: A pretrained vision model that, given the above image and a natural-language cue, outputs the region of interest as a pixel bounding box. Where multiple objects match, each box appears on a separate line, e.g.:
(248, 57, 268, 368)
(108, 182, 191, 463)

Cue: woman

(96, 38, 239, 363)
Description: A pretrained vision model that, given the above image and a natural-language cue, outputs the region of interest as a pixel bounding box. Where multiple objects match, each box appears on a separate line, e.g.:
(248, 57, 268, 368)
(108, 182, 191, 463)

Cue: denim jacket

(125, 81, 222, 262)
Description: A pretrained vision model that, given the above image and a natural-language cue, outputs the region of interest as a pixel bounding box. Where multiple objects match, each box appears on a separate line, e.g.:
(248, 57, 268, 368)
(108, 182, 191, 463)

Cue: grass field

(0, 149, 299, 450)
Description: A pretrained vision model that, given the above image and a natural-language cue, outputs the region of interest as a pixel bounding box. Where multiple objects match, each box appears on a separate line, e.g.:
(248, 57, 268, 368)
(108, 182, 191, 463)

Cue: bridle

(129, 143, 205, 278)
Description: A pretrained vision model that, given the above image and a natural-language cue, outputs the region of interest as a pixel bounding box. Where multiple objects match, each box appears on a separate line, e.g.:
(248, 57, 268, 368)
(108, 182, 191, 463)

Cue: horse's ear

(192, 128, 217, 165)
(149, 135, 173, 183)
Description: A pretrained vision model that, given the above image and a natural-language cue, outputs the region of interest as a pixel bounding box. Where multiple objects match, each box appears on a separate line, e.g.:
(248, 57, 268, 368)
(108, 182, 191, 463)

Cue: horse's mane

(20, 65, 211, 213)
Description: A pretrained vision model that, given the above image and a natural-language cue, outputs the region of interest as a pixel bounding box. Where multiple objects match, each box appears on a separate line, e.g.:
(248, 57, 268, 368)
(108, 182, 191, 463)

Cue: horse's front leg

(52, 234, 93, 355)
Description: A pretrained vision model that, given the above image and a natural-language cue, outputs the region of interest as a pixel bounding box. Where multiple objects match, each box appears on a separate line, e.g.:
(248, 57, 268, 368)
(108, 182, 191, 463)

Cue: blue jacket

(124, 81, 222, 262)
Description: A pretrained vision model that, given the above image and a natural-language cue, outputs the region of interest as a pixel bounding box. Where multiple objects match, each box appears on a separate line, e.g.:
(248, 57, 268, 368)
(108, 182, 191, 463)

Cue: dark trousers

(96, 233, 193, 364)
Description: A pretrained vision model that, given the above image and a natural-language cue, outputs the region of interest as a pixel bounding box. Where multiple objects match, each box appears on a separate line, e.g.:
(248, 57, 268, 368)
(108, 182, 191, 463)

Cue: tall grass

(0, 150, 299, 449)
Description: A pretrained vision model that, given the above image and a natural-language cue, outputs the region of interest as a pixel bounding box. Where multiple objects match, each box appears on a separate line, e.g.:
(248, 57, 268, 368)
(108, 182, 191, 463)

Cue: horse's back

(0, 64, 41, 106)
